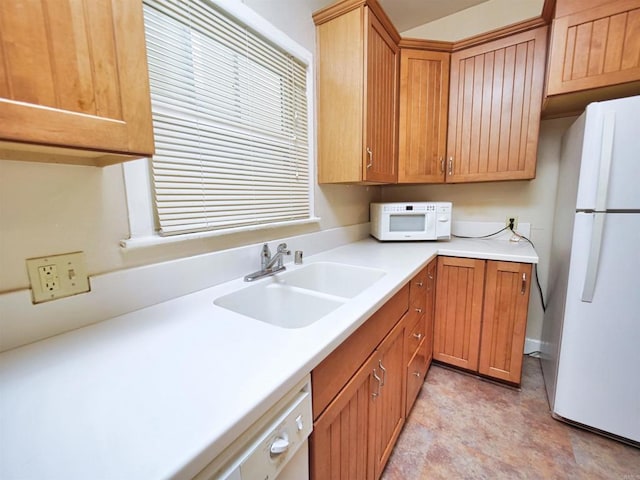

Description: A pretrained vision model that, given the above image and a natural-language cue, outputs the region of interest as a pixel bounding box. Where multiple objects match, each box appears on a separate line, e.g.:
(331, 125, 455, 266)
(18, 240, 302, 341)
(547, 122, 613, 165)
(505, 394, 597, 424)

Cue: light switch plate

(26, 252, 90, 303)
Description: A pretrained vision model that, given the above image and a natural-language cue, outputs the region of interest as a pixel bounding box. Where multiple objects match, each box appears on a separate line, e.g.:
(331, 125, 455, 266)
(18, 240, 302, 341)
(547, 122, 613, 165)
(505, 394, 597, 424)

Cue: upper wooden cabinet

(447, 27, 548, 182)
(0, 0, 154, 166)
(314, 0, 400, 184)
(397, 49, 450, 183)
(544, 0, 640, 117)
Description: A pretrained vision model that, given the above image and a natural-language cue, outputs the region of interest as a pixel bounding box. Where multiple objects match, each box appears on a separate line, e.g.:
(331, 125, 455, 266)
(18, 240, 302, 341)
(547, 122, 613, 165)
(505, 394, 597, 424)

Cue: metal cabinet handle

(416, 281, 423, 287)
(366, 147, 373, 169)
(521, 273, 527, 295)
(413, 333, 423, 340)
(378, 360, 386, 387)
(372, 369, 382, 398)
(413, 372, 421, 378)
(448, 157, 453, 176)
(440, 157, 445, 174)
(415, 307, 423, 313)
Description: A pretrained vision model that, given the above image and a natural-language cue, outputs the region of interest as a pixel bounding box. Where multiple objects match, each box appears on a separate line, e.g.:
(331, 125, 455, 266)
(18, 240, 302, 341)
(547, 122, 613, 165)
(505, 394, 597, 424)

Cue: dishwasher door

(196, 376, 312, 480)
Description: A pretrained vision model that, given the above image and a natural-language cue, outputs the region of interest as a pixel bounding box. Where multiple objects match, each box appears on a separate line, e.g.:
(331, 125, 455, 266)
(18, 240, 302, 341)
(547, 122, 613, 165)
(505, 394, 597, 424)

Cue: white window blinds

(143, 0, 310, 236)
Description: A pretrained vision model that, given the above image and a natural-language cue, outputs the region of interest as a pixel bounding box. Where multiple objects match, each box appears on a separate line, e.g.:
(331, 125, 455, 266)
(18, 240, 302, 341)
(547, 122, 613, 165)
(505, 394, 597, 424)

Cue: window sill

(120, 217, 322, 250)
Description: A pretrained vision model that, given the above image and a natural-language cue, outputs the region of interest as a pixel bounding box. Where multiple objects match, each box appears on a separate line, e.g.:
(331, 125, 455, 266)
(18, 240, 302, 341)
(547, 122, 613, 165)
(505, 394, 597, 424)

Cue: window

(133, 0, 313, 240)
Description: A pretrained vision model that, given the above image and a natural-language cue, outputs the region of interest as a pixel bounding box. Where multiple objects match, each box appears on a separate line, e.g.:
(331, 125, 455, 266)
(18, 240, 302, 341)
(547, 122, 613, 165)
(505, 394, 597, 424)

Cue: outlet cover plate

(26, 252, 90, 303)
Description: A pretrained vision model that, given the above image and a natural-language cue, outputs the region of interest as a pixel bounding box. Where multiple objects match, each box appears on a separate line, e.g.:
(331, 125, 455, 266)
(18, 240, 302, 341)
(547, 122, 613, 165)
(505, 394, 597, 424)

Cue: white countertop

(0, 237, 537, 479)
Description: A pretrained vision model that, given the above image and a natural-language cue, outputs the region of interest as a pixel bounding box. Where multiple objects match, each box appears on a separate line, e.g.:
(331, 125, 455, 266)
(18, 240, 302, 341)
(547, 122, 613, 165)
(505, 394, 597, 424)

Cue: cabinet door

(433, 256, 485, 371)
(311, 354, 377, 480)
(447, 27, 547, 182)
(0, 0, 154, 161)
(364, 10, 398, 183)
(371, 318, 406, 480)
(478, 261, 532, 384)
(547, 0, 640, 96)
(397, 49, 449, 183)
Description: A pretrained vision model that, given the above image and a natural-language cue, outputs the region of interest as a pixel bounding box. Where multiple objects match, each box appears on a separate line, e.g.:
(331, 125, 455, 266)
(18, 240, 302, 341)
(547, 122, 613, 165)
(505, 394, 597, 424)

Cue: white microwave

(370, 202, 452, 241)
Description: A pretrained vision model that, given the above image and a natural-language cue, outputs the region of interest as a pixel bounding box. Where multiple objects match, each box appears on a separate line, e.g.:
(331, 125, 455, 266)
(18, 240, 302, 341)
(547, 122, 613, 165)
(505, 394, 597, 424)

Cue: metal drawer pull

(521, 273, 527, 295)
(448, 157, 453, 176)
(415, 307, 423, 313)
(372, 369, 382, 398)
(366, 147, 373, 169)
(440, 157, 445, 173)
(413, 333, 423, 340)
(416, 281, 424, 287)
(413, 372, 421, 378)
(378, 360, 386, 387)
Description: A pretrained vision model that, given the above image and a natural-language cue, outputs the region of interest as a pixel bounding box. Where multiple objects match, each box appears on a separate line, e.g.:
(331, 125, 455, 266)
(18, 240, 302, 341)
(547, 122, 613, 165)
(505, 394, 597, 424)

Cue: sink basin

(279, 262, 386, 298)
(214, 283, 346, 328)
(214, 262, 386, 328)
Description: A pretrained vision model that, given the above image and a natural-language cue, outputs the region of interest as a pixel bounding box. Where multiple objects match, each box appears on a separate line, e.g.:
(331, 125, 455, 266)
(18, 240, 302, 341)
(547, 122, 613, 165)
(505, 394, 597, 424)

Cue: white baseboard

(524, 338, 542, 355)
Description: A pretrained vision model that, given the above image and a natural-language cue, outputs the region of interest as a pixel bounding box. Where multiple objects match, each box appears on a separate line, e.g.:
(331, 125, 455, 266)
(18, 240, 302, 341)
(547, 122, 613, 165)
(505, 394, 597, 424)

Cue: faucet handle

(276, 243, 291, 254)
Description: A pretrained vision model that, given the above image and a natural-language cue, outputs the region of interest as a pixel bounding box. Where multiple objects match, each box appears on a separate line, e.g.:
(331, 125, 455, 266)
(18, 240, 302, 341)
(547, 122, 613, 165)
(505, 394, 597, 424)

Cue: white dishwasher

(195, 376, 312, 480)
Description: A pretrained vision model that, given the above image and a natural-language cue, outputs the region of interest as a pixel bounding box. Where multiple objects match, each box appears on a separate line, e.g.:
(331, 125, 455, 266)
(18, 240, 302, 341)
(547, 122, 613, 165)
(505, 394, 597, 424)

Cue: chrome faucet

(244, 243, 291, 282)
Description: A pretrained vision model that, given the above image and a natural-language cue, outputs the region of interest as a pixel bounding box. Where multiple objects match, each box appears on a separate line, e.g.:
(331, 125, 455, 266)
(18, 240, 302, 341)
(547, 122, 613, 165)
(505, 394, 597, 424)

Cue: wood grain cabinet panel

(314, 1, 399, 184)
(310, 283, 409, 480)
(447, 27, 547, 182)
(366, 13, 399, 183)
(434, 257, 533, 385)
(478, 261, 532, 384)
(544, 0, 640, 116)
(311, 354, 377, 480)
(0, 0, 155, 166)
(547, 0, 640, 96)
(397, 49, 449, 183)
(433, 256, 486, 371)
(371, 319, 406, 480)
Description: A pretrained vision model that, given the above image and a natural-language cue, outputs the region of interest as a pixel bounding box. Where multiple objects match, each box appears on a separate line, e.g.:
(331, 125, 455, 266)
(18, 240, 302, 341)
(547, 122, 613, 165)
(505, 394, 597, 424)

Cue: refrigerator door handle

(581, 213, 606, 303)
(594, 112, 616, 211)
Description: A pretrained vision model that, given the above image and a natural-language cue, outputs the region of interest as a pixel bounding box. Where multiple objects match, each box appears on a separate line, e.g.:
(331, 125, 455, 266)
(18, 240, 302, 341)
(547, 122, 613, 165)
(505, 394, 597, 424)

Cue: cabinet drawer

(406, 312, 426, 361)
(409, 266, 428, 305)
(406, 338, 429, 413)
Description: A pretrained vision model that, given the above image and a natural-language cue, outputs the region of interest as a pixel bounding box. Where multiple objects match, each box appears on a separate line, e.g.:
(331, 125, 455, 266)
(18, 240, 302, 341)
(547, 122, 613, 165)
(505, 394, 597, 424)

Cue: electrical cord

(452, 226, 510, 239)
(509, 228, 547, 312)
(451, 224, 547, 312)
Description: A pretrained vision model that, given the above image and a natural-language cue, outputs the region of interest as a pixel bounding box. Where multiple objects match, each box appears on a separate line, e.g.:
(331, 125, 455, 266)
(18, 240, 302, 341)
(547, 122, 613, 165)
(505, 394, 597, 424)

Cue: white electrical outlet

(26, 252, 90, 303)
(505, 216, 519, 231)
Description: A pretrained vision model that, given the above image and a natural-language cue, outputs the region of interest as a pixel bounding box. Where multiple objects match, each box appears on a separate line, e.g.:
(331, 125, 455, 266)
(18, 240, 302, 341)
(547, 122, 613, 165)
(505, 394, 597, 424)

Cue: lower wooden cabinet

(478, 261, 532, 383)
(310, 263, 437, 480)
(405, 258, 437, 413)
(370, 319, 406, 479)
(433, 256, 533, 385)
(311, 305, 407, 480)
(311, 353, 377, 480)
(433, 257, 486, 371)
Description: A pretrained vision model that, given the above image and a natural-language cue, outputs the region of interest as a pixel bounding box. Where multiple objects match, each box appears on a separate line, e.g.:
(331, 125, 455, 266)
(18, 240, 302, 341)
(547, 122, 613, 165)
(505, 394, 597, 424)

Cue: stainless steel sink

(213, 262, 386, 328)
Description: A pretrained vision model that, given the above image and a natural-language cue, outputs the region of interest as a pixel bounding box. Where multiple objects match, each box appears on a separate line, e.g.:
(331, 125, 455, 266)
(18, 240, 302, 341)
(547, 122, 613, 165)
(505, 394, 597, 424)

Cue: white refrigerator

(541, 95, 640, 445)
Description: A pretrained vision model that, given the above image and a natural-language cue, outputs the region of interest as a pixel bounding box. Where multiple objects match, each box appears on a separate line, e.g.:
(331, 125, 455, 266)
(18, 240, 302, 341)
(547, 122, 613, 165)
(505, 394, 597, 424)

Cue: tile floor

(382, 357, 640, 480)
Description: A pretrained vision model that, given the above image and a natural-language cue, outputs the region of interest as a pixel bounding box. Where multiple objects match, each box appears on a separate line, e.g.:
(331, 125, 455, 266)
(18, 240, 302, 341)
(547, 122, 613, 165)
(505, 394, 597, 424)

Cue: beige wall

(0, 0, 379, 293)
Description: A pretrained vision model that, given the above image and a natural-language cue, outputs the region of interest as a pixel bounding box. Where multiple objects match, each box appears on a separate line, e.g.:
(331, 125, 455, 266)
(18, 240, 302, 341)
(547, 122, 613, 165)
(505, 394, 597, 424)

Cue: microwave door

(389, 214, 426, 233)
